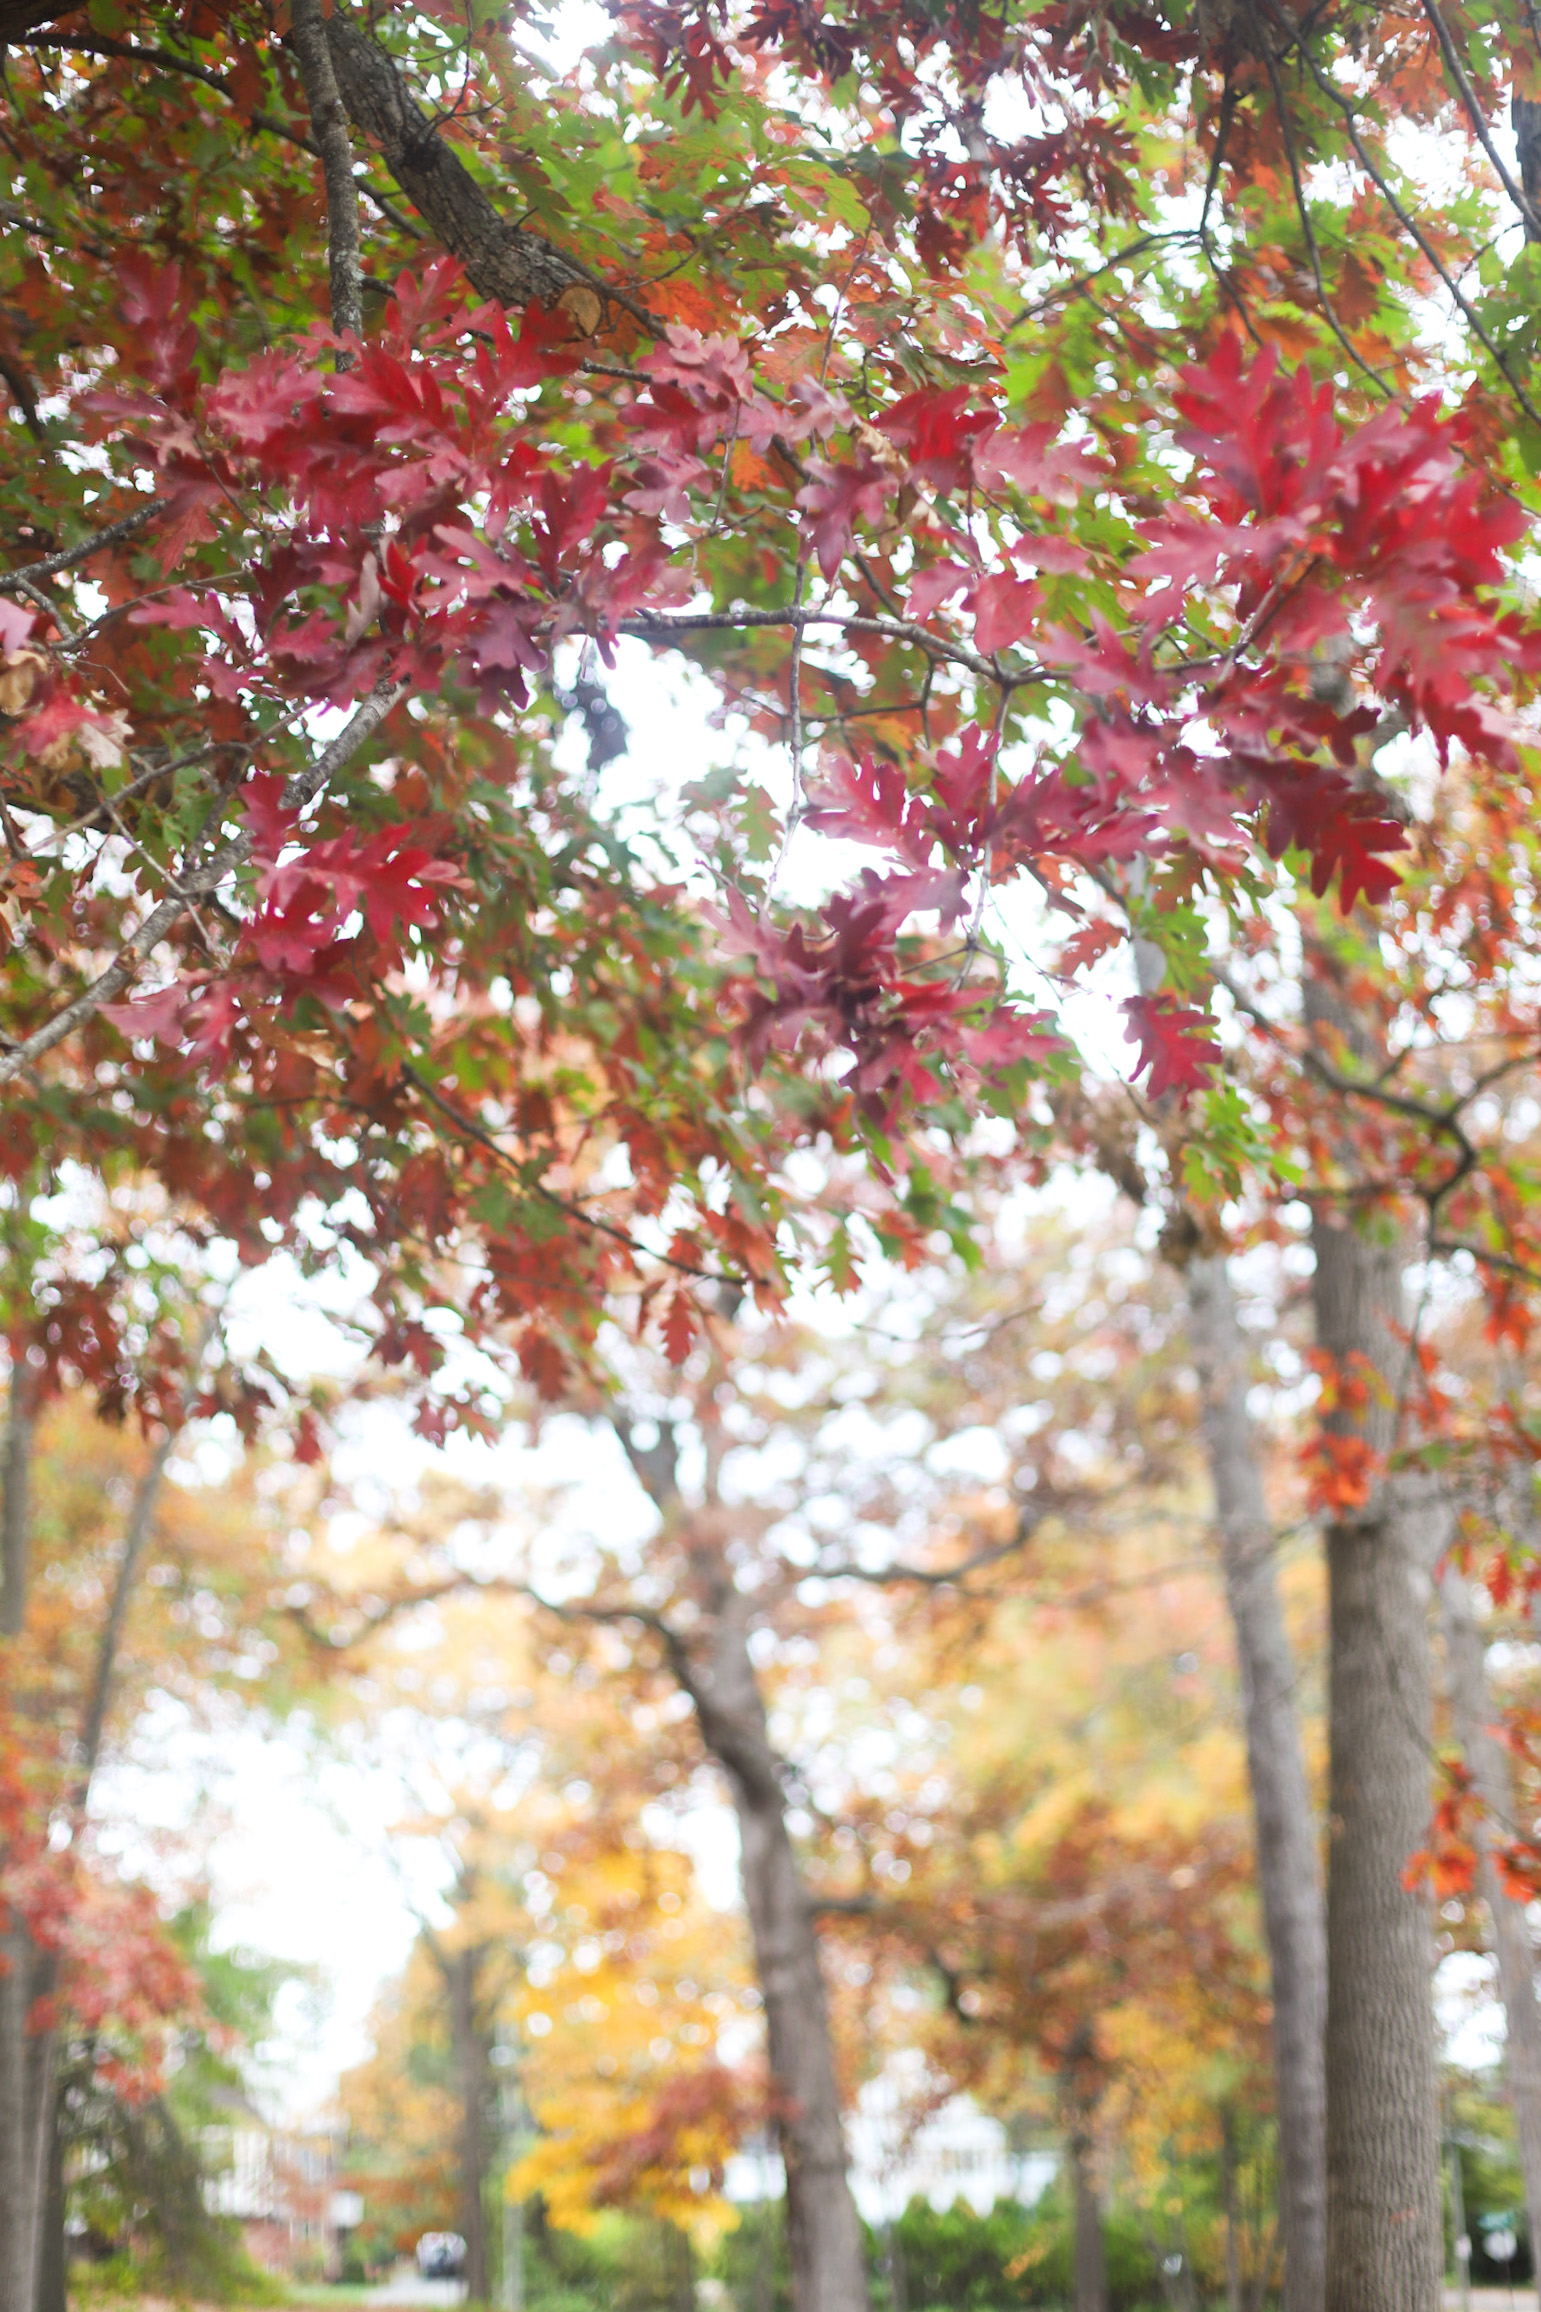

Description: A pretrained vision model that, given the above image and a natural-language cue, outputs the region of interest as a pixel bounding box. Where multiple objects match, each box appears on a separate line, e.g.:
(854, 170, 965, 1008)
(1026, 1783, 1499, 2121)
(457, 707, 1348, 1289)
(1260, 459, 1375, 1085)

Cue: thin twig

(1243, 0, 1397, 398)
(620, 603, 1042, 691)
(0, 677, 405, 1087)
(1262, 0, 1541, 426)
(28, 33, 321, 157)
(398, 1061, 760, 1287)
(0, 498, 166, 592)
(10, 573, 75, 640)
(1418, 0, 1541, 239)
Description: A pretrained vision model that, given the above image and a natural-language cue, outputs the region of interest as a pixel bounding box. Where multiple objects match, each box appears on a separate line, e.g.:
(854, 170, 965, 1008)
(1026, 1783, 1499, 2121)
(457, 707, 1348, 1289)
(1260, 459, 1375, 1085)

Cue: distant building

(202, 2098, 352, 2273)
(723, 2054, 1056, 2225)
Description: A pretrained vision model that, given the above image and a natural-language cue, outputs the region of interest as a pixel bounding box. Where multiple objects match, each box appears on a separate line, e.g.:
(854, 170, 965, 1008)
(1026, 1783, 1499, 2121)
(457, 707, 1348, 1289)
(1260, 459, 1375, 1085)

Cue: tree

(0, 1366, 304, 2310)
(295, 1535, 759, 2284)
(1064, 987, 1328, 2312)
(1174, 1250, 1327, 2312)
(52, 1902, 288, 2307)
(1213, 773, 1541, 2310)
(534, 1220, 1279, 2312)
(1436, 1563, 1541, 2271)
(337, 1796, 757, 2286)
(781, 1250, 1287, 2312)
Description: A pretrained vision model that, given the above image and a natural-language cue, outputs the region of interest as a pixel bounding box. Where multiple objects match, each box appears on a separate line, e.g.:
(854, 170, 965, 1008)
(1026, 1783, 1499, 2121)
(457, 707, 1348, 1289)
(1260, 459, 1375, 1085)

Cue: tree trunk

(447, 1947, 490, 2303)
(36, 2088, 65, 2312)
(1221, 2107, 1243, 2312)
(0, 1929, 48, 2312)
(881, 2218, 907, 2312)
(1439, 1566, 1541, 2261)
(0, 1349, 192, 2312)
(0, 1360, 46, 2312)
(1303, 959, 1443, 2312)
(1185, 1252, 1327, 2312)
(1310, 1206, 1442, 2308)
(75, 1425, 178, 1801)
(2, 1364, 35, 1637)
(686, 1591, 870, 2312)
(1068, 2130, 1108, 2312)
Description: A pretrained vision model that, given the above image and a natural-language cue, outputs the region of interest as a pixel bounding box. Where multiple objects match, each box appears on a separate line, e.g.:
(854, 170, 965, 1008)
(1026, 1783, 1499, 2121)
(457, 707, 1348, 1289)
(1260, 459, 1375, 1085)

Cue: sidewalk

(364, 2277, 467, 2307)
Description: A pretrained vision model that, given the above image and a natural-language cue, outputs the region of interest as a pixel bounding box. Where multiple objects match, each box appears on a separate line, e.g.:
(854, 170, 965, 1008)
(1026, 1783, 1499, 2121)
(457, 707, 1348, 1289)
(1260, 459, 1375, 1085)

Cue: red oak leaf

(798, 453, 896, 581)
(662, 1288, 696, 1366)
(1121, 994, 1220, 1101)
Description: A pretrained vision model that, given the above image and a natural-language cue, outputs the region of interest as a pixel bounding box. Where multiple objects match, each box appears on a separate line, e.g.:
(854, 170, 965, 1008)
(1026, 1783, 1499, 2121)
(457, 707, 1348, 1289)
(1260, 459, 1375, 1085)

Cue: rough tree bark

(1439, 1566, 1541, 2262)
(1304, 961, 1443, 2312)
(0, 1930, 48, 2312)
(319, 16, 605, 321)
(287, 0, 365, 348)
(1059, 2027, 1108, 2312)
(1183, 1252, 1327, 2312)
(1069, 2136, 1108, 2312)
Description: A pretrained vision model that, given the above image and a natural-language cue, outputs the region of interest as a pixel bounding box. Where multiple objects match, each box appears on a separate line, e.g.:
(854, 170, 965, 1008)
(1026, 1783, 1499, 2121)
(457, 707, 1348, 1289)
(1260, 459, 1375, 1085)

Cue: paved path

(365, 2275, 466, 2307)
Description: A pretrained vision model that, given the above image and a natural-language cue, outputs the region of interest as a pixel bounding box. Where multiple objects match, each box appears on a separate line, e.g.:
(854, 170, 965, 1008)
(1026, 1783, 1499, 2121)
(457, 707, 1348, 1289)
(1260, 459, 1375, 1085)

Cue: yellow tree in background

(311, 1508, 760, 2278)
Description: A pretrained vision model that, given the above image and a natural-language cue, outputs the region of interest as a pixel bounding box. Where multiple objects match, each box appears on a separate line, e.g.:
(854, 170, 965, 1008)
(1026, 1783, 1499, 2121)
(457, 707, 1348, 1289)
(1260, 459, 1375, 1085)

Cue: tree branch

(73, 1309, 221, 1810)
(1418, 0, 1541, 240)
(23, 34, 417, 235)
(398, 1062, 758, 1287)
(288, 0, 364, 349)
(319, 14, 632, 325)
(1241, 0, 1396, 399)
(1, 497, 166, 595)
(620, 604, 1044, 690)
(27, 33, 321, 155)
(0, 1359, 36, 1637)
(1259, 0, 1541, 425)
(814, 1513, 1041, 1589)
(0, 675, 405, 1087)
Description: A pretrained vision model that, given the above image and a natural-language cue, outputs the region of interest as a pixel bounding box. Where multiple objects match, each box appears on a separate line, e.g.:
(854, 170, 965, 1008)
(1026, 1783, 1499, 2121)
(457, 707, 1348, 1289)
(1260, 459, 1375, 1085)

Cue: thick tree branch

(319, 15, 625, 323)
(286, 1559, 793, 1814)
(288, 0, 364, 348)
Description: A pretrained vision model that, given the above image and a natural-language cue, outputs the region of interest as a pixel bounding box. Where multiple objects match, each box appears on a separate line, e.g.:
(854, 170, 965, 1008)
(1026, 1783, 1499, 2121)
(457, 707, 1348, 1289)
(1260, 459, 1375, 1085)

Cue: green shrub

(863, 2191, 1163, 2312)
